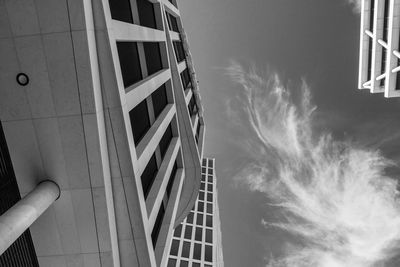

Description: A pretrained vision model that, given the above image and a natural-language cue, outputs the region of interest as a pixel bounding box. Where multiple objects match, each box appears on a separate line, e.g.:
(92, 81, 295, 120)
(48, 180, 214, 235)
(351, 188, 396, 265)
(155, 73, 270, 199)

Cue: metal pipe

(0, 180, 60, 255)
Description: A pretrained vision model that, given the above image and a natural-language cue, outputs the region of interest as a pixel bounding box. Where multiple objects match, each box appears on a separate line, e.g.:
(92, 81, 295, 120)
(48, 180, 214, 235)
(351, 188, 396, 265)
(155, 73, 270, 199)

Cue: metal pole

(0, 180, 60, 255)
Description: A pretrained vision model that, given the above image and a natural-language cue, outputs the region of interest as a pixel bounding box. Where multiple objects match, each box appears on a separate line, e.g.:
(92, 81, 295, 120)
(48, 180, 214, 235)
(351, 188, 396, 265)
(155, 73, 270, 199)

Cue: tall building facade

(0, 0, 205, 266)
(358, 0, 400, 97)
(167, 158, 224, 267)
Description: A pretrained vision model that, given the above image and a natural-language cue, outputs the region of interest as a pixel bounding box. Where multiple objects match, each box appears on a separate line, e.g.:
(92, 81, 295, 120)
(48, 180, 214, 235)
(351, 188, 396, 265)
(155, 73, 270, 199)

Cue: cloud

(345, 0, 361, 13)
(226, 62, 400, 267)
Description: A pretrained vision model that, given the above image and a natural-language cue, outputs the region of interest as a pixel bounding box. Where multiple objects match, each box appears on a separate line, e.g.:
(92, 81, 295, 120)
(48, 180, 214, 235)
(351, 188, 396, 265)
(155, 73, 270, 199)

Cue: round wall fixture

(16, 73, 29, 86)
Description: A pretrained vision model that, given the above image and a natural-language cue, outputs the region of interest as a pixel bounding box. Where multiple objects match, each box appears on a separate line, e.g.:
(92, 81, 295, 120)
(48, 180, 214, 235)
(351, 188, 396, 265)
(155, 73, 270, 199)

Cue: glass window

(207, 184, 213, 192)
(196, 213, 203, 226)
(187, 212, 194, 224)
(193, 243, 202, 260)
(173, 224, 182, 238)
(192, 263, 200, 267)
(143, 42, 163, 76)
(201, 174, 206, 181)
(116, 42, 142, 87)
(108, 0, 133, 23)
(151, 83, 168, 120)
(167, 258, 176, 267)
(208, 159, 213, 167)
(180, 260, 189, 267)
(166, 161, 178, 197)
(208, 168, 213, 175)
(202, 158, 207, 166)
(136, 0, 157, 29)
(170, 239, 179, 256)
(159, 124, 173, 160)
(129, 99, 150, 145)
(205, 245, 212, 262)
(199, 191, 204, 201)
(201, 167, 206, 173)
(206, 229, 212, 243)
(206, 215, 213, 228)
(184, 225, 192, 239)
(195, 227, 202, 242)
(167, 12, 179, 32)
(173, 41, 185, 62)
(197, 201, 204, 213)
(208, 176, 213, 183)
(200, 182, 205, 190)
(151, 204, 165, 247)
(207, 203, 213, 214)
(181, 241, 191, 258)
(207, 193, 213, 202)
(141, 154, 158, 198)
(180, 68, 191, 89)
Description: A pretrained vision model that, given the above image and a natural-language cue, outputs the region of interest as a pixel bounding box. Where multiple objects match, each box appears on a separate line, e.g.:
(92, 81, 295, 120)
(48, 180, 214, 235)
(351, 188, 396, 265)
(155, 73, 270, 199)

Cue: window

(159, 124, 173, 160)
(180, 260, 189, 267)
(207, 184, 213, 192)
(197, 201, 204, 213)
(188, 95, 198, 117)
(151, 204, 165, 247)
(166, 161, 178, 197)
(201, 167, 206, 173)
(193, 263, 201, 267)
(199, 191, 204, 201)
(206, 215, 213, 227)
(108, 0, 133, 23)
(116, 42, 142, 87)
(196, 213, 203, 226)
(151, 83, 168, 120)
(195, 227, 202, 242)
(193, 243, 202, 260)
(203, 158, 207, 166)
(187, 212, 194, 224)
(208, 176, 213, 183)
(184, 225, 192, 239)
(207, 203, 213, 214)
(141, 154, 158, 198)
(200, 182, 205, 190)
(129, 99, 150, 145)
(173, 224, 182, 238)
(170, 239, 180, 256)
(173, 41, 185, 62)
(137, 0, 157, 29)
(207, 193, 213, 202)
(369, 0, 375, 31)
(180, 68, 191, 89)
(167, 258, 176, 267)
(205, 245, 212, 262)
(201, 174, 206, 181)
(383, 0, 389, 42)
(208, 159, 213, 167)
(206, 229, 212, 243)
(167, 12, 179, 32)
(181, 241, 191, 258)
(208, 168, 213, 175)
(143, 42, 163, 76)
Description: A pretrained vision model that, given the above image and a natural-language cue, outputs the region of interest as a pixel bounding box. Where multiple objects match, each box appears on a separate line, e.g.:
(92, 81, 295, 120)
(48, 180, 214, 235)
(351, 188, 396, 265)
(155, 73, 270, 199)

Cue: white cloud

(226, 62, 400, 267)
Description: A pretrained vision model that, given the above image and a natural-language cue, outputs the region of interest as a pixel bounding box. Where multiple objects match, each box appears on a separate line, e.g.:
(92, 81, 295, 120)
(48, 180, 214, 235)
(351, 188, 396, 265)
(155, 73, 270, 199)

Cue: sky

(178, 1, 400, 266)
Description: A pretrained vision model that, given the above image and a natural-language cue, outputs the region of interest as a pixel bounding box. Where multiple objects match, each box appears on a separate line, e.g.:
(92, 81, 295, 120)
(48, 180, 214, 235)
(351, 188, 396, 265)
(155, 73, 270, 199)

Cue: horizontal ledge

(112, 20, 166, 42)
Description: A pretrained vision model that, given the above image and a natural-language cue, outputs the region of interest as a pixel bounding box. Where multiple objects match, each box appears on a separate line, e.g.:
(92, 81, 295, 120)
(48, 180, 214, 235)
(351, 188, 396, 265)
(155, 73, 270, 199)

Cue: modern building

(167, 158, 224, 267)
(358, 0, 400, 97)
(0, 0, 205, 266)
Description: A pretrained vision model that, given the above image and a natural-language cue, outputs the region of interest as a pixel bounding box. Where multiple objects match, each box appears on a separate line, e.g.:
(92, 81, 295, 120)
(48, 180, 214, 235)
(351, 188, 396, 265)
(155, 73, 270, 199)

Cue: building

(358, 0, 400, 97)
(0, 0, 205, 266)
(167, 158, 224, 267)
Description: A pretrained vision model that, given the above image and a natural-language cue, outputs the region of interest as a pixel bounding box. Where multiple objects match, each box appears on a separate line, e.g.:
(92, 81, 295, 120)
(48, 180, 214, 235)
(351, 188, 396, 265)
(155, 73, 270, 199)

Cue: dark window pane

(383, 0, 389, 42)
(205, 265, 212, 267)
(206, 215, 213, 228)
(208, 168, 213, 175)
(207, 203, 213, 214)
(141, 154, 158, 198)
(205, 245, 212, 262)
(180, 260, 189, 267)
(116, 42, 142, 87)
(196, 213, 203, 226)
(151, 83, 168, 120)
(208, 176, 213, 183)
(208, 159, 213, 167)
(173, 41, 185, 62)
(108, 0, 133, 23)
(201, 167, 206, 173)
(151, 204, 165, 247)
(173, 224, 182, 238)
(167, 12, 179, 32)
(170, 239, 180, 256)
(184, 225, 192, 239)
(193, 243, 201, 260)
(202, 158, 207, 166)
(208, 184, 213, 192)
(369, 0, 375, 31)
(207, 193, 213, 202)
(180, 68, 191, 89)
(159, 124, 173, 159)
(193, 263, 200, 267)
(187, 212, 194, 224)
(201, 174, 206, 181)
(199, 191, 204, 201)
(195, 227, 202, 242)
(143, 42, 163, 76)
(197, 201, 204, 213)
(167, 258, 176, 267)
(181, 241, 191, 258)
(136, 0, 157, 29)
(188, 95, 198, 117)
(200, 182, 205, 190)
(129, 100, 150, 145)
(206, 229, 212, 243)
(166, 161, 178, 197)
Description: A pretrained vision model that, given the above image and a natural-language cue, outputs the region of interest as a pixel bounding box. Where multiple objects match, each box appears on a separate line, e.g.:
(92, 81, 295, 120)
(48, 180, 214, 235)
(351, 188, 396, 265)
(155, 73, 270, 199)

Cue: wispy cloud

(226, 62, 400, 267)
(345, 0, 361, 13)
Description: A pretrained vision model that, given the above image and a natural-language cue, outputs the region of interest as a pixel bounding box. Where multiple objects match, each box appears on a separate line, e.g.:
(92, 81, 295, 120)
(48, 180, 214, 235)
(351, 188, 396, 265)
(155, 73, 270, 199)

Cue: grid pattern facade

(167, 158, 224, 267)
(358, 0, 400, 97)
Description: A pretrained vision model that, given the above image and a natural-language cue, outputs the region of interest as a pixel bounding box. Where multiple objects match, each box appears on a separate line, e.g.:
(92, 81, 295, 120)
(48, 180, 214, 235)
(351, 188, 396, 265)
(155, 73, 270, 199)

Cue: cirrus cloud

(226, 62, 400, 267)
